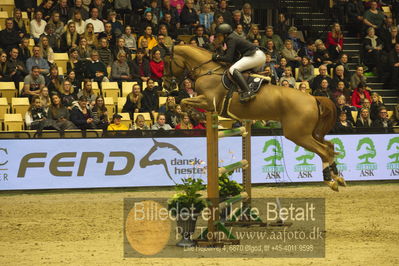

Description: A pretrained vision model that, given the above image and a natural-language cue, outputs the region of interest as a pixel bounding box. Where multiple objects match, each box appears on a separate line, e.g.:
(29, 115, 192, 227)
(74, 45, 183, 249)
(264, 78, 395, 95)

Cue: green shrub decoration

(218, 171, 243, 201)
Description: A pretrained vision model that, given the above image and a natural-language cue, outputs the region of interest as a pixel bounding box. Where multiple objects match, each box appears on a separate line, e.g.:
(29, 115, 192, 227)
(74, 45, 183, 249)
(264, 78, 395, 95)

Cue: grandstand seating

(4, 113, 24, 131)
(104, 97, 115, 119)
(0, 82, 17, 102)
(117, 97, 126, 113)
(0, 97, 9, 123)
(102, 82, 120, 103)
(11, 98, 29, 119)
(53, 53, 69, 72)
(120, 113, 132, 128)
(0, 0, 14, 16)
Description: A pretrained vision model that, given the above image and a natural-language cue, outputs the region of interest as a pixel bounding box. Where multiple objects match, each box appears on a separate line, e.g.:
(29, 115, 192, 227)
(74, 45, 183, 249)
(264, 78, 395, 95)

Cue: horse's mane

(174, 45, 227, 68)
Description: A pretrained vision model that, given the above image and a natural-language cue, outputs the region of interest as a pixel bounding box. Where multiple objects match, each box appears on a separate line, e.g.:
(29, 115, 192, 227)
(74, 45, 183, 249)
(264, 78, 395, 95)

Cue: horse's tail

(313, 96, 337, 142)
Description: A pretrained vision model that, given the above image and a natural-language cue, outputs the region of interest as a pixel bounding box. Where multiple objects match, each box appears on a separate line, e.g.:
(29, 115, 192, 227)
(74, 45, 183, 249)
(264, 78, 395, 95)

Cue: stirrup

(239, 91, 256, 103)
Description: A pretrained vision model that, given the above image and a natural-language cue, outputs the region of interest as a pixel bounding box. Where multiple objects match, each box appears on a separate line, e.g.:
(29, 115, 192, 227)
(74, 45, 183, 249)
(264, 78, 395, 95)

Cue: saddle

(219, 71, 269, 118)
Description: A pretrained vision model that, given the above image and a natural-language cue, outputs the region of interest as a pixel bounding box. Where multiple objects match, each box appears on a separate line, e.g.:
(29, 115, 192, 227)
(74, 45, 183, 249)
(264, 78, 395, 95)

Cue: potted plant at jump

(168, 177, 206, 247)
(218, 172, 243, 221)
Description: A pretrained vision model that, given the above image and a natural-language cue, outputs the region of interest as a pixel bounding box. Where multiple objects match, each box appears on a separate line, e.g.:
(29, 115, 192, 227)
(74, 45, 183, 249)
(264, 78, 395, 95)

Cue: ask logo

(387, 137, 399, 176)
(262, 139, 284, 179)
(0, 148, 9, 181)
(294, 145, 316, 178)
(329, 138, 347, 175)
(356, 137, 377, 177)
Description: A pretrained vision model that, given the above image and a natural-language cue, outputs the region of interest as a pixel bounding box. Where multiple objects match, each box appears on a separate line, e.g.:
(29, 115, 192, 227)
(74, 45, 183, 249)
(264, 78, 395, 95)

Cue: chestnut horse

(164, 45, 346, 191)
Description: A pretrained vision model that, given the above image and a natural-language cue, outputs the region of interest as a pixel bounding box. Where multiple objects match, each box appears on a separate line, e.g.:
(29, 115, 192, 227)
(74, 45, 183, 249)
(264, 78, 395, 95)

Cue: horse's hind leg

(289, 135, 339, 192)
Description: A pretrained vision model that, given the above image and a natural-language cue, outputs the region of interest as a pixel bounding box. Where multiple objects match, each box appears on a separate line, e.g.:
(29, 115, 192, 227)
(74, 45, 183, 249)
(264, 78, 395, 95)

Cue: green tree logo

(262, 139, 283, 166)
(387, 137, 399, 164)
(356, 137, 376, 164)
(330, 138, 346, 165)
(294, 145, 315, 165)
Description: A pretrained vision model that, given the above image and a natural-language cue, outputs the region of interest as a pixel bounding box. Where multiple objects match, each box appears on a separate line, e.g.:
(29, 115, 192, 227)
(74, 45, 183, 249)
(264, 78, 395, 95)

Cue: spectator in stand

(232, 24, 246, 39)
(191, 110, 206, 129)
(39, 87, 51, 111)
(287, 26, 304, 52)
(199, 4, 214, 33)
(145, 0, 162, 26)
(356, 107, 373, 128)
(332, 65, 350, 90)
(333, 80, 352, 101)
(37, 0, 54, 21)
(299, 39, 317, 62)
(45, 65, 63, 94)
(151, 113, 173, 130)
(170, 0, 184, 14)
(281, 39, 302, 71)
(26, 46, 50, 75)
(82, 23, 98, 48)
(69, 0, 89, 21)
(0, 18, 21, 53)
(38, 36, 54, 65)
(66, 70, 80, 92)
(297, 56, 315, 83)
(261, 26, 283, 52)
(165, 104, 182, 128)
(176, 78, 196, 103)
(59, 79, 77, 109)
(363, 1, 385, 35)
(314, 39, 333, 69)
(313, 79, 333, 99)
(347, 0, 365, 37)
(382, 26, 399, 53)
(158, 25, 174, 48)
(23, 66, 45, 98)
(336, 94, 355, 124)
(334, 111, 354, 133)
(191, 25, 210, 48)
(370, 92, 384, 121)
(40, 24, 58, 52)
(351, 82, 372, 109)
(175, 112, 193, 129)
(149, 49, 164, 85)
(275, 57, 287, 80)
(297, 82, 309, 93)
(25, 95, 49, 130)
(350, 65, 367, 90)
(161, 0, 180, 32)
(47, 11, 65, 39)
(280, 80, 290, 87)
(11, 10, 26, 37)
(77, 79, 97, 106)
(325, 23, 344, 61)
(153, 34, 171, 58)
(275, 13, 289, 40)
(99, 22, 116, 48)
(311, 64, 333, 92)
(140, 11, 157, 35)
(60, 22, 80, 52)
(214, 0, 233, 26)
(180, 0, 199, 30)
(122, 26, 137, 53)
(138, 26, 158, 50)
(107, 10, 125, 36)
(51, 0, 69, 24)
(114, 0, 132, 26)
(85, 8, 104, 34)
(133, 114, 150, 130)
(77, 37, 92, 60)
(92, 95, 109, 130)
(231, 10, 242, 29)
(86, 50, 108, 83)
(70, 95, 96, 130)
(246, 24, 262, 44)
(67, 48, 80, 73)
(130, 48, 151, 84)
(371, 106, 393, 130)
(107, 113, 129, 131)
(258, 65, 277, 85)
(279, 66, 296, 88)
(97, 38, 112, 67)
(112, 37, 132, 64)
(8, 47, 28, 88)
(18, 37, 31, 63)
(47, 93, 77, 129)
(122, 84, 143, 119)
(68, 10, 85, 35)
(265, 40, 280, 64)
(0, 52, 11, 82)
(30, 10, 47, 43)
(111, 50, 131, 87)
(362, 27, 383, 77)
(241, 3, 253, 34)
(210, 14, 224, 36)
(141, 79, 160, 119)
(388, 43, 399, 89)
(336, 53, 351, 79)
(379, 17, 394, 52)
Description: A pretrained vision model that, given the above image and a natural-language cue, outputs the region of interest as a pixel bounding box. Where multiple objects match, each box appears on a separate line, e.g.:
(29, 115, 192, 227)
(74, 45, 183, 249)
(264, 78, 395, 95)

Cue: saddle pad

(222, 71, 267, 93)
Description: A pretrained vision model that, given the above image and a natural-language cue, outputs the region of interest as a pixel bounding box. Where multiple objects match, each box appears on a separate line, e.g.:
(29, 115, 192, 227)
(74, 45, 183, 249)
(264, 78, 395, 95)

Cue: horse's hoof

(324, 181, 339, 192)
(335, 177, 347, 187)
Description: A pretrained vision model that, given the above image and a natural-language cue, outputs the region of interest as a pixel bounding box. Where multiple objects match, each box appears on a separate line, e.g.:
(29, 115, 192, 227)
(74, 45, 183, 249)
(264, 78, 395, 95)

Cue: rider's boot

(232, 69, 256, 103)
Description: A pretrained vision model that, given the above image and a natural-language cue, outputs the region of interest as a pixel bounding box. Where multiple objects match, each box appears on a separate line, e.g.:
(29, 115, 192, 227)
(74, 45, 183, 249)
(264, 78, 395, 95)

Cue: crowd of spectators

(0, 0, 398, 133)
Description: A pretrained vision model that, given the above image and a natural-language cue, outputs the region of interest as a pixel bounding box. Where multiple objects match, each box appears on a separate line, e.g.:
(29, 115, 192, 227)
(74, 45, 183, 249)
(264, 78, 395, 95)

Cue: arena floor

(1, 182, 398, 266)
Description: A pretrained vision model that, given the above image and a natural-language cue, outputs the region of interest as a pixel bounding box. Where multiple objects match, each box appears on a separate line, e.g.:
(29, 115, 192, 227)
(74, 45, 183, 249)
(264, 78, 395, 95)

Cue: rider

(212, 23, 266, 103)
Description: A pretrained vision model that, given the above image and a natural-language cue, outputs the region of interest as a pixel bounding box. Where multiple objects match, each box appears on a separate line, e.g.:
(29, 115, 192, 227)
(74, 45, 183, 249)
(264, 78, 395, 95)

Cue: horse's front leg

(180, 95, 214, 111)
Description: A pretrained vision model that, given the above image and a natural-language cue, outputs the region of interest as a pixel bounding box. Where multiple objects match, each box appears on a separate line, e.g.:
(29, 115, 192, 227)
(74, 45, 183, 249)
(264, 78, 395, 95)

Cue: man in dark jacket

(180, 0, 199, 29)
(85, 50, 108, 83)
(311, 64, 333, 93)
(0, 18, 21, 52)
(129, 48, 151, 84)
(371, 106, 393, 132)
(8, 47, 28, 89)
(389, 43, 399, 89)
(70, 96, 96, 130)
(190, 25, 210, 49)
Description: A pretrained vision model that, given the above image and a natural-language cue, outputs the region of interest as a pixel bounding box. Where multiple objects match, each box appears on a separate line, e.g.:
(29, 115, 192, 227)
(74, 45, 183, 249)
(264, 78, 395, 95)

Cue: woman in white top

(30, 10, 47, 41)
(68, 10, 85, 35)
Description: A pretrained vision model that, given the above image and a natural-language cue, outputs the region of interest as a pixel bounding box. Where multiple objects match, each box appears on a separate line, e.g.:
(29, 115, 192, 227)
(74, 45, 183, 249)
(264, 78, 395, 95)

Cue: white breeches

(229, 50, 266, 75)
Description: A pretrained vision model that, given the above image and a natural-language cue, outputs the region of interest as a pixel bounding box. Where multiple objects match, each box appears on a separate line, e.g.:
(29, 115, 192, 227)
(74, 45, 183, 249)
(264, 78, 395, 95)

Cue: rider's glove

(212, 53, 221, 61)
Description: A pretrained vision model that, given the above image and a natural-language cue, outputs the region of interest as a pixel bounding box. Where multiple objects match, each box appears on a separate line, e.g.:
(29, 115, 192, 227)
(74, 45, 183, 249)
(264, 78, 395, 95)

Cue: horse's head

(163, 45, 186, 91)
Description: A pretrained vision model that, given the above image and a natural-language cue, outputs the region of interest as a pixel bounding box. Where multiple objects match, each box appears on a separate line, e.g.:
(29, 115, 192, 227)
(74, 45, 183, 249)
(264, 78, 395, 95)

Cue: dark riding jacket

(218, 33, 257, 63)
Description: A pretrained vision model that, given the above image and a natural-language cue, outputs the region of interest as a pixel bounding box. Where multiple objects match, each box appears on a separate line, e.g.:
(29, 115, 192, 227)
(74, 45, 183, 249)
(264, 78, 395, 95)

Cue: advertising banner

(0, 134, 398, 190)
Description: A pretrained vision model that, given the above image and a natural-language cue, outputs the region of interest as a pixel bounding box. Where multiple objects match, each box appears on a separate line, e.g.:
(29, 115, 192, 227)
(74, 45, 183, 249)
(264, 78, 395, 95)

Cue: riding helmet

(215, 23, 233, 35)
